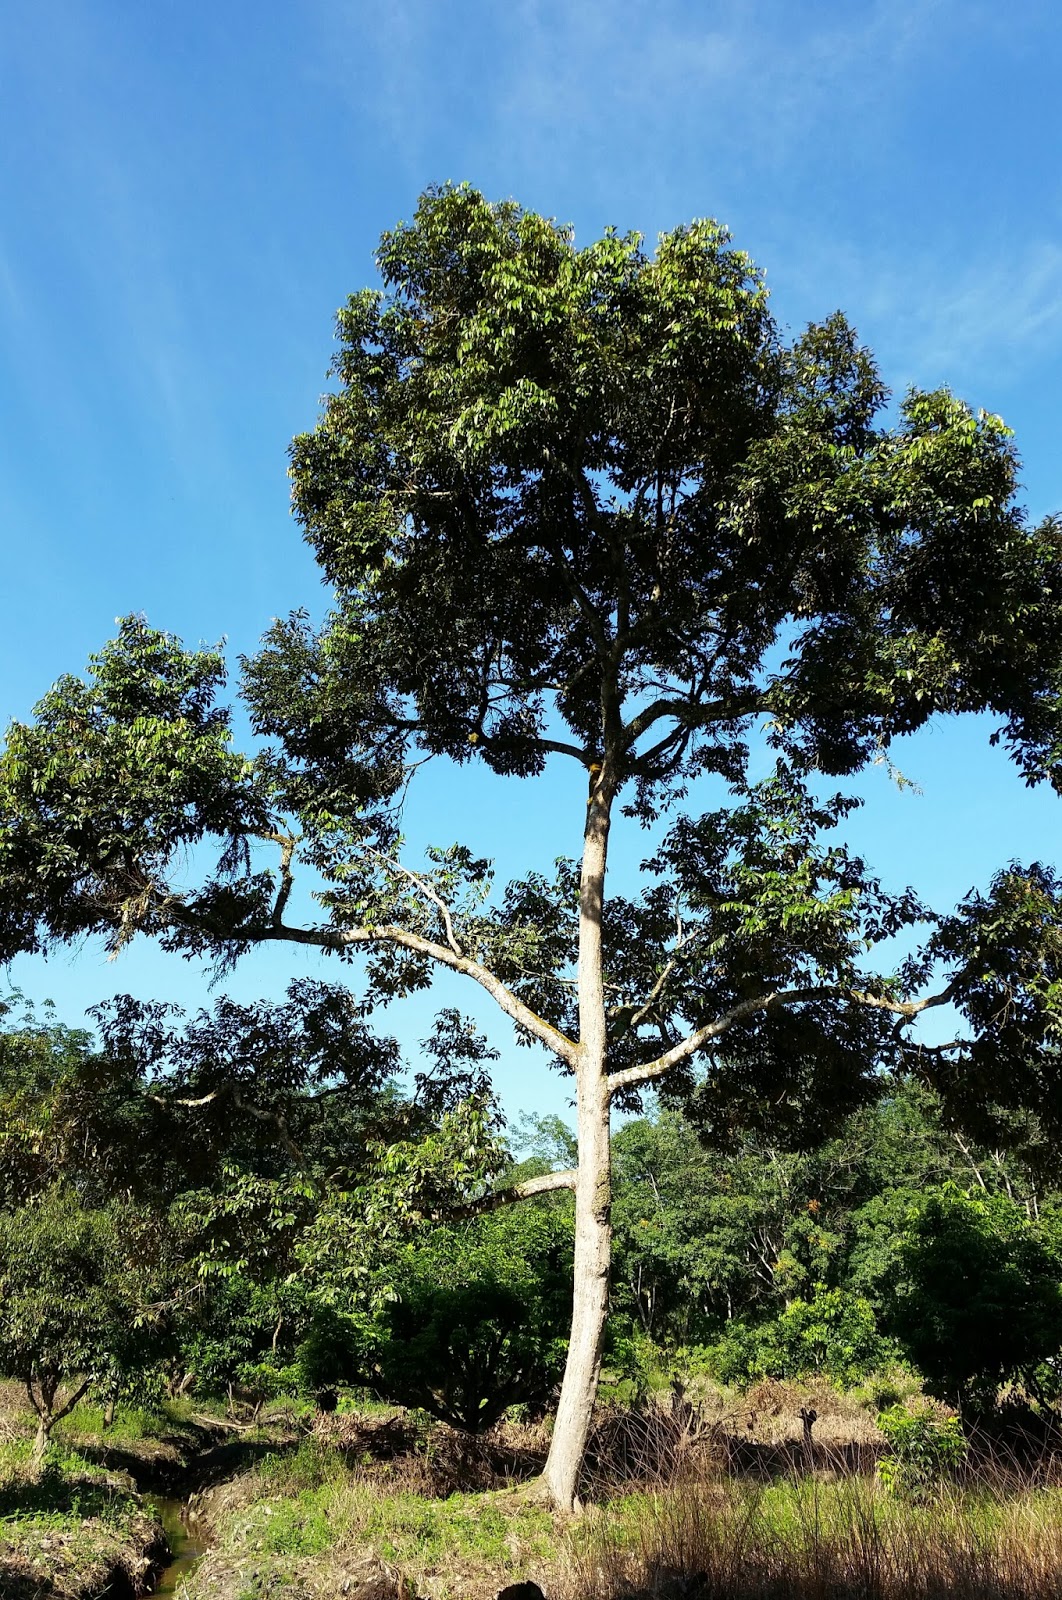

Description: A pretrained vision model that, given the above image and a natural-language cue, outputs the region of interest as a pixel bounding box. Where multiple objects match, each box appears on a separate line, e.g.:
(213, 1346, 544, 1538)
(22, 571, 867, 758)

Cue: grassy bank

(0, 1432, 163, 1600)
(0, 1381, 291, 1599)
(184, 1441, 558, 1600)
(6, 1377, 1062, 1600)
(180, 1414, 1062, 1600)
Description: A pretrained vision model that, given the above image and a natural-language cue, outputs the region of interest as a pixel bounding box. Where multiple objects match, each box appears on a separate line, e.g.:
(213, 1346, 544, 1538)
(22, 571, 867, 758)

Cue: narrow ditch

(146, 1497, 209, 1597)
(129, 1425, 298, 1596)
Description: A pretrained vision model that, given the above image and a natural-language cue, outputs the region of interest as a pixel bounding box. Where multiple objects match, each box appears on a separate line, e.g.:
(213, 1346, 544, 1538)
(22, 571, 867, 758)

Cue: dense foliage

(3, 994, 1062, 1426)
(607, 1084, 1062, 1406)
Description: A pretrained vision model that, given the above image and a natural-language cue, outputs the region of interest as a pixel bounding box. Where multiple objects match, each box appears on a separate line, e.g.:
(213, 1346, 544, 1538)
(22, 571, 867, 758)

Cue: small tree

(4, 187, 1062, 1505)
(352, 1205, 574, 1431)
(0, 1186, 168, 1462)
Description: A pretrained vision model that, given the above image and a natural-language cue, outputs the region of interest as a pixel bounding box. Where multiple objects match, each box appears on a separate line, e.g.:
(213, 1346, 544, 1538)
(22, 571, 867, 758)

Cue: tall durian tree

(5, 185, 1062, 1507)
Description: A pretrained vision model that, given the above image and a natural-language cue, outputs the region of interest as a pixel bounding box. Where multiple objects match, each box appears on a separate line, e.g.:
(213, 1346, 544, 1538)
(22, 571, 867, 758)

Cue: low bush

(877, 1402, 967, 1498)
(697, 1287, 898, 1387)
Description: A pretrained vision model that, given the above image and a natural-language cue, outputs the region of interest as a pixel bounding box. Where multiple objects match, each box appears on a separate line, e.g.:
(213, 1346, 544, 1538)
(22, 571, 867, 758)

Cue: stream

(147, 1498, 208, 1597)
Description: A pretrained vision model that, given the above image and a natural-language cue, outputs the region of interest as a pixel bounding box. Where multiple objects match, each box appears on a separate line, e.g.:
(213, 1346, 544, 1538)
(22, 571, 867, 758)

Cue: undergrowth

(186, 1411, 1062, 1600)
(569, 1470, 1062, 1599)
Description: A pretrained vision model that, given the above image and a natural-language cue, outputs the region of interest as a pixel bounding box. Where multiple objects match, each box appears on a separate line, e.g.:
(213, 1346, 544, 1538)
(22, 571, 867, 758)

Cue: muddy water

(148, 1498, 207, 1597)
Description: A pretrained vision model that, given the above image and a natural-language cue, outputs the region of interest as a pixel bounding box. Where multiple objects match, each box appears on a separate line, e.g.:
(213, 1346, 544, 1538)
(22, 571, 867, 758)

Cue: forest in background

(3, 988, 1059, 1440)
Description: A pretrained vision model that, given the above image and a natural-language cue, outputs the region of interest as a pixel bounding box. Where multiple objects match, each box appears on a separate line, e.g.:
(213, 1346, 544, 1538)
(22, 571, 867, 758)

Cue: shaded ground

(0, 1462, 165, 1600)
(0, 1382, 303, 1599)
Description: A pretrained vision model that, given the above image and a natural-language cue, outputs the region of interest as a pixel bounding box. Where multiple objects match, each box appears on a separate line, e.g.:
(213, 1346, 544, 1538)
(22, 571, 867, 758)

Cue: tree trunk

(27, 1374, 91, 1468)
(28, 1373, 59, 1470)
(31, 1414, 51, 1468)
(544, 1067, 612, 1509)
(543, 766, 614, 1511)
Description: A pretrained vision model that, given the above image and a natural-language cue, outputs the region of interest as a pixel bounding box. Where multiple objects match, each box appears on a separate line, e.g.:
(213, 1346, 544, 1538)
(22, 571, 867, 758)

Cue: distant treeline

(2, 988, 1060, 1455)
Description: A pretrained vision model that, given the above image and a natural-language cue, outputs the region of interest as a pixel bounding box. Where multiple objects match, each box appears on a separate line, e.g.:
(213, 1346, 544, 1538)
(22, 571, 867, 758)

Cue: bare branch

(206, 915, 581, 1069)
(953, 1131, 987, 1192)
(147, 1090, 223, 1109)
(365, 849, 465, 957)
(607, 981, 958, 1095)
(447, 1167, 578, 1219)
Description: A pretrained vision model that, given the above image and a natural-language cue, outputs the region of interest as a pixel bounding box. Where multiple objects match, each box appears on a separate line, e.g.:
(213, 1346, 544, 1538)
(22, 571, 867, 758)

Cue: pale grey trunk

(544, 1067, 612, 1509)
(544, 771, 614, 1511)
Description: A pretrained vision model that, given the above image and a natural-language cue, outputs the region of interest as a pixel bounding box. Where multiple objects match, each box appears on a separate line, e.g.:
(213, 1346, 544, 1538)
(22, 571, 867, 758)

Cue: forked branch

(607, 981, 958, 1095)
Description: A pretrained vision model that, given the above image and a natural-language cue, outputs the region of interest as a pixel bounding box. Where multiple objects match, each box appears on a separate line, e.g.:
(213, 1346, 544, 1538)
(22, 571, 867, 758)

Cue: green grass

(61, 1399, 166, 1442)
(0, 1436, 158, 1600)
(187, 1439, 557, 1598)
(183, 1429, 1062, 1600)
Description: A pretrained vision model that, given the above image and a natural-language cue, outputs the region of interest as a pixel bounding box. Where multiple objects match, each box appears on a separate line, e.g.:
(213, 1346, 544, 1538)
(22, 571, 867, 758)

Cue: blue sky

(2, 0, 1061, 1120)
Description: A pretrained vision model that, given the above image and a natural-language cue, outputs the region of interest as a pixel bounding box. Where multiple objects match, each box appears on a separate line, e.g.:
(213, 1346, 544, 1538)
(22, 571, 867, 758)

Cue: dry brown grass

(561, 1404, 1062, 1600)
(178, 1397, 1062, 1600)
(581, 1387, 881, 1498)
(310, 1409, 550, 1497)
(562, 1468, 1062, 1600)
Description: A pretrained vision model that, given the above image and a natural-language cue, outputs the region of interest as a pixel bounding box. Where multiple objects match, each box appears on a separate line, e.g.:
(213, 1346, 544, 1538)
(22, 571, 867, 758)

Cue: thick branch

(231, 1089, 318, 1189)
(607, 981, 957, 1095)
(846, 982, 957, 1017)
(479, 731, 592, 768)
(205, 915, 581, 1069)
(447, 1167, 578, 1219)
(148, 1089, 222, 1109)
(50, 1378, 93, 1428)
(263, 831, 297, 926)
(613, 921, 701, 1038)
(623, 689, 766, 755)
(148, 1083, 317, 1187)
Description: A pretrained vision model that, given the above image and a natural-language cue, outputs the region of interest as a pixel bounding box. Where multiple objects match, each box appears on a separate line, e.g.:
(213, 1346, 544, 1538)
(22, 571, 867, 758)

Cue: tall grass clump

(565, 1461, 1062, 1600)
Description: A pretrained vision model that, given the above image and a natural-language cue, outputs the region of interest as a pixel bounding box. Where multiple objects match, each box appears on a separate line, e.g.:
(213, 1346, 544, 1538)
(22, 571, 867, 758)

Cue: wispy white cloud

(913, 244, 1062, 371)
(777, 231, 1062, 397)
(305, 0, 1062, 403)
(306, 0, 964, 213)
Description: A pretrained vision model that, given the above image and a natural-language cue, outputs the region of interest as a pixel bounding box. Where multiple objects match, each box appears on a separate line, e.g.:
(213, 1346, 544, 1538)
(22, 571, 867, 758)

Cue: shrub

(876, 1402, 967, 1497)
(354, 1205, 573, 1431)
(885, 1188, 1062, 1409)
